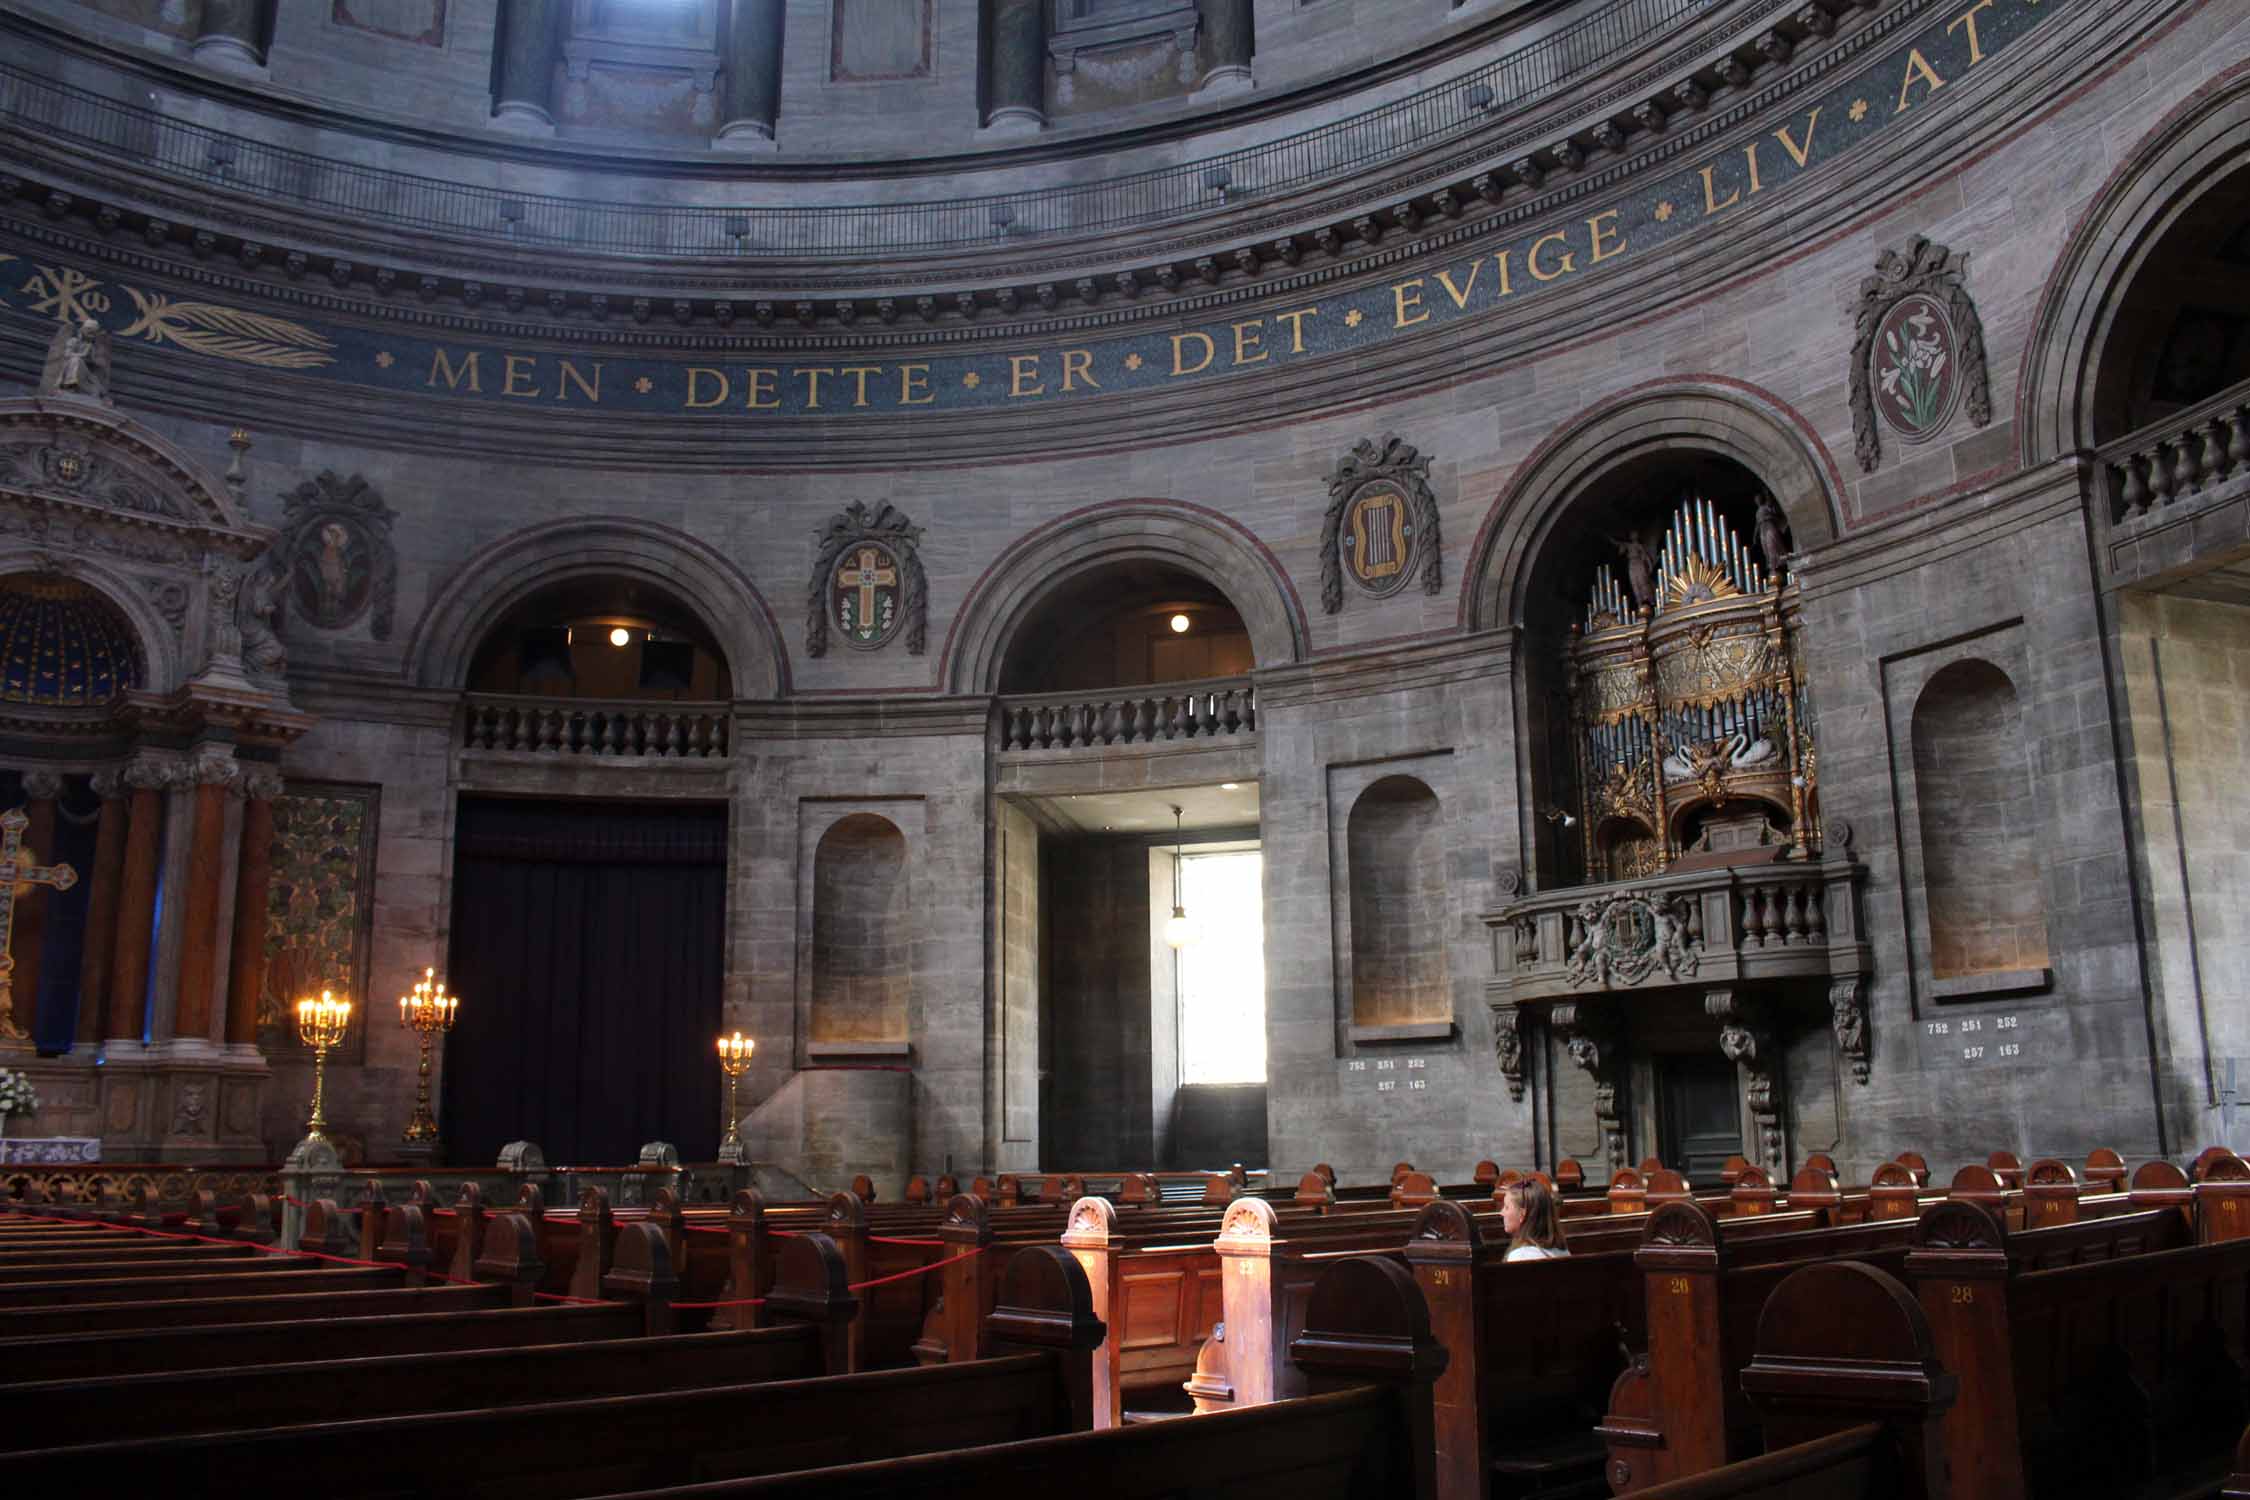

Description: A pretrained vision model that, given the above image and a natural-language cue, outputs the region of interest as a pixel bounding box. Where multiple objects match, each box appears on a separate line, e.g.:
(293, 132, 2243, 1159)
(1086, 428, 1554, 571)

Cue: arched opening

(1911, 660, 2051, 987)
(809, 814, 910, 1050)
(1517, 452, 1813, 887)
(1346, 775, 1450, 1033)
(0, 574, 146, 706)
(466, 576, 732, 700)
(997, 561, 1251, 693)
(2085, 163, 2250, 446)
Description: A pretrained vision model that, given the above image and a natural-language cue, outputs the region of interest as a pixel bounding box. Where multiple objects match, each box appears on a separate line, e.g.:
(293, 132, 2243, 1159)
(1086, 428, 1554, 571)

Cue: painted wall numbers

(1926, 1015, 2023, 1062)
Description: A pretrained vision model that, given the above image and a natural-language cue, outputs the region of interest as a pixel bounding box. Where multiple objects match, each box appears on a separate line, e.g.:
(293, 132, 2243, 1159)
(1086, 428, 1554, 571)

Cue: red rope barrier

(669, 1294, 764, 1309)
(848, 1246, 980, 1291)
(867, 1236, 943, 1247)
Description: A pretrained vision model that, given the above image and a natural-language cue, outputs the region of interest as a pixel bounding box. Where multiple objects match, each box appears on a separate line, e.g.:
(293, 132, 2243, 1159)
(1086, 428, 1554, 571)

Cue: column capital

(123, 757, 181, 793)
(231, 765, 286, 801)
(89, 767, 129, 800)
(19, 768, 66, 801)
(185, 750, 241, 789)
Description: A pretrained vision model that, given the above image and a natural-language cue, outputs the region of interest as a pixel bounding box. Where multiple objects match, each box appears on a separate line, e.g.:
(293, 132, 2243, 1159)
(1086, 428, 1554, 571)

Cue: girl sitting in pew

(1501, 1177, 1570, 1261)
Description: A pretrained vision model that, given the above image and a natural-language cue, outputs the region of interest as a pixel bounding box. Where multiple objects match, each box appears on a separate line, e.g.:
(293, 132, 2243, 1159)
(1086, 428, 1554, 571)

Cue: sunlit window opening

(1176, 850, 1266, 1084)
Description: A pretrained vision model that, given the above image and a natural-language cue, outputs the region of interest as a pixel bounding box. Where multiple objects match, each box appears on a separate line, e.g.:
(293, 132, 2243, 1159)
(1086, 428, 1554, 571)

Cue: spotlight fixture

(1170, 613, 1191, 634)
(608, 626, 631, 648)
(1539, 802, 1578, 829)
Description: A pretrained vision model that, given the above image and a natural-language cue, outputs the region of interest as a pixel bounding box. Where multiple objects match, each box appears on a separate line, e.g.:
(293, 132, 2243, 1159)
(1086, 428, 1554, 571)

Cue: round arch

(1460, 379, 1844, 633)
(406, 516, 788, 697)
(0, 549, 185, 694)
(2018, 70, 2250, 464)
(940, 499, 1309, 695)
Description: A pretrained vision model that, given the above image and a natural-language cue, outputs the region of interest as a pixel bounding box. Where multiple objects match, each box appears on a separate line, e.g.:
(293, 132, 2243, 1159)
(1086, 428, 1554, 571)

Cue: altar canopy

(441, 797, 727, 1165)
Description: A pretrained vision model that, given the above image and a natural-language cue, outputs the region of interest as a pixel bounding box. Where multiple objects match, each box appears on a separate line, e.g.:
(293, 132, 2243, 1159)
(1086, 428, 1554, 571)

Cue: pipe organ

(1567, 496, 1818, 880)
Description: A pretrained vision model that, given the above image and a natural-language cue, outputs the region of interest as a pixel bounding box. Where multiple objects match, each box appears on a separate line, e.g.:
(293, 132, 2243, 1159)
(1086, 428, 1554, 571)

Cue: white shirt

(1505, 1244, 1569, 1262)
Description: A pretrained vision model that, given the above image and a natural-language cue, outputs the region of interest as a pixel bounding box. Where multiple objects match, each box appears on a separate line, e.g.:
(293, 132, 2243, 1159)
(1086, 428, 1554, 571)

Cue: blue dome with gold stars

(0, 578, 145, 707)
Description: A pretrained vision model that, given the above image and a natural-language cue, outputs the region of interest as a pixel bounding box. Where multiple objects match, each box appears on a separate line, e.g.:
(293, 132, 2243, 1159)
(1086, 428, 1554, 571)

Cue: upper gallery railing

(0, 0, 1717, 258)
(998, 677, 1256, 752)
(2100, 376, 2250, 524)
(463, 693, 732, 759)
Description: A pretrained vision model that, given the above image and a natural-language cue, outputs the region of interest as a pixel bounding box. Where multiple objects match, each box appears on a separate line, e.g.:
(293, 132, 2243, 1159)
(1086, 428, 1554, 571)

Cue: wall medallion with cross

(0, 807, 77, 1043)
(806, 501, 929, 657)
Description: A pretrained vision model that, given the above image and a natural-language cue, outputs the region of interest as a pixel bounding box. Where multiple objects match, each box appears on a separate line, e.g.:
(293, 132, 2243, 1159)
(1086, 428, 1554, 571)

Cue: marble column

(225, 768, 283, 1050)
(106, 762, 172, 1044)
(715, 0, 786, 150)
(75, 771, 130, 1048)
(492, 0, 565, 131)
(192, 0, 269, 71)
(7, 769, 64, 1041)
(170, 753, 239, 1046)
(1197, 0, 1254, 92)
(985, 0, 1047, 133)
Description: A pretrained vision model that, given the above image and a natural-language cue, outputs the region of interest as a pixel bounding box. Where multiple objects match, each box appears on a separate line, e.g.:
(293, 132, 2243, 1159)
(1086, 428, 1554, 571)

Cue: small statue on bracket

(1607, 529, 1658, 614)
(40, 316, 112, 404)
(1754, 492, 1793, 586)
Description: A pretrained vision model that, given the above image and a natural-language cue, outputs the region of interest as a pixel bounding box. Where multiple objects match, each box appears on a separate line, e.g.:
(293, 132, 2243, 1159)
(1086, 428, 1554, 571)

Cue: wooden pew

(1907, 1185, 2250, 1500)
(583, 1248, 1450, 1500)
(0, 1223, 845, 1448)
(5, 1237, 1106, 1499)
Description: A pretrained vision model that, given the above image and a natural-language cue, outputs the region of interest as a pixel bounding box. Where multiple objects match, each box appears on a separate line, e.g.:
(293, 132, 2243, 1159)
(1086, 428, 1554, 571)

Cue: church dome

(0, 577, 146, 707)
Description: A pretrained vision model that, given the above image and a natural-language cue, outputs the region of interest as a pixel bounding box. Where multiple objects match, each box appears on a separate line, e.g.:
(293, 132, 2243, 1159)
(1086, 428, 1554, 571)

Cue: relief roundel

(832, 541, 904, 650)
(292, 518, 375, 630)
(1869, 292, 1962, 444)
(1339, 481, 1420, 599)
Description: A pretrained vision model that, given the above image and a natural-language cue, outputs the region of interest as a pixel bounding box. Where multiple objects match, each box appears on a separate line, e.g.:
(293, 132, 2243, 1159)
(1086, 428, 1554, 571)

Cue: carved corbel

(1554, 1001, 1624, 1171)
(1829, 976, 1870, 1085)
(1706, 991, 1782, 1171)
(1489, 1004, 1525, 1102)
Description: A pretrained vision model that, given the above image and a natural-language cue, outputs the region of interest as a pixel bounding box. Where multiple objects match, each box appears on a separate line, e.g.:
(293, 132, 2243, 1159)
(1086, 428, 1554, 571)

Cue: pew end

(986, 1243, 1107, 1432)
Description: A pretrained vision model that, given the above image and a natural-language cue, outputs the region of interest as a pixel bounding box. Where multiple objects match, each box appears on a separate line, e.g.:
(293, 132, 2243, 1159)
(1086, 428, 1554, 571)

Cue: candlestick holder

(717, 1031, 754, 1164)
(398, 967, 459, 1146)
(294, 989, 351, 1141)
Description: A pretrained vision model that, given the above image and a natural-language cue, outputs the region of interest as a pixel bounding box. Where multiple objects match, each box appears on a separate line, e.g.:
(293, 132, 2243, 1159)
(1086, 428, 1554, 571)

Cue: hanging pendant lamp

(1164, 803, 1197, 949)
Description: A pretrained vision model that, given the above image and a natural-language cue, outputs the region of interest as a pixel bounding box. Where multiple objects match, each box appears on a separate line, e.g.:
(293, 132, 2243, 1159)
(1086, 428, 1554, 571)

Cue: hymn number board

(1346, 1056, 1430, 1094)
(1923, 1014, 2024, 1067)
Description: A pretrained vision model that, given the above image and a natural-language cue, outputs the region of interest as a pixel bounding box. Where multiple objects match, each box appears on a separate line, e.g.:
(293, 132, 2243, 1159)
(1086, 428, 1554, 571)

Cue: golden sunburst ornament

(1660, 554, 1742, 610)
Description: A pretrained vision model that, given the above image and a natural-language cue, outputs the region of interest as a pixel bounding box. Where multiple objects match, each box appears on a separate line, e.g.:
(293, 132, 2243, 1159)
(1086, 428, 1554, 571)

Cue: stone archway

(405, 515, 788, 698)
(941, 498, 1308, 695)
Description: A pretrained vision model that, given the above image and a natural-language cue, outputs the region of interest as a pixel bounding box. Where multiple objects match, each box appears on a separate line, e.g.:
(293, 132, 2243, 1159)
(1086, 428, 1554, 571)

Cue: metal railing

(998, 676, 1256, 752)
(0, 0, 1717, 259)
(463, 693, 732, 759)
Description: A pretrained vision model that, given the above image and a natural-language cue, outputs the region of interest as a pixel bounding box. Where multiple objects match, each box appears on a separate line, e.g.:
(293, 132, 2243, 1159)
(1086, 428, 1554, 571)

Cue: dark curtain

(442, 797, 727, 1167)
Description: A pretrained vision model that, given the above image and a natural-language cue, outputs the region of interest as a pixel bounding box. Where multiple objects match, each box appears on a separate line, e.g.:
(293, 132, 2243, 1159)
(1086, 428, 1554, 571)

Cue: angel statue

(1754, 491, 1793, 584)
(1607, 530, 1658, 614)
(40, 316, 112, 404)
(240, 558, 288, 681)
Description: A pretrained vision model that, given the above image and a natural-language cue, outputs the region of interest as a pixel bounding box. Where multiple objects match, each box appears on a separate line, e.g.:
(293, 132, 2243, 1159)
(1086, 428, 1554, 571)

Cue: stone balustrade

(998, 677, 1257, 753)
(2105, 379, 2250, 522)
(463, 694, 732, 759)
(1484, 855, 1871, 1007)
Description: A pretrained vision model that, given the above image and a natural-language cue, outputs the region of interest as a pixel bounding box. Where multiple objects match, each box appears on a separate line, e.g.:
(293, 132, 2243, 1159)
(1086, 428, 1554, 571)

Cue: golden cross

(0, 807, 77, 1042)
(837, 547, 897, 635)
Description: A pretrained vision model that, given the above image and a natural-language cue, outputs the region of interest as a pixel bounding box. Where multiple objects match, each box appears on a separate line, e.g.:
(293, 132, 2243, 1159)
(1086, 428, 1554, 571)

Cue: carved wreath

(1849, 236, 1992, 473)
(1319, 434, 1443, 614)
(805, 501, 929, 658)
(1562, 891, 1699, 989)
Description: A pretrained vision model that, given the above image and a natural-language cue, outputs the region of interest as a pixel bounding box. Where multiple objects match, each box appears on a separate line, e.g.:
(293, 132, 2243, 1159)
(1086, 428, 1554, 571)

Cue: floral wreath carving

(1319, 434, 1443, 613)
(806, 501, 928, 657)
(1849, 236, 1992, 473)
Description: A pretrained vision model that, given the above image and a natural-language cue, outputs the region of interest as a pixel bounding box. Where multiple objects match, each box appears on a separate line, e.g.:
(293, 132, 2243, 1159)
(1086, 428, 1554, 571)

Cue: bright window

(1175, 851, 1266, 1084)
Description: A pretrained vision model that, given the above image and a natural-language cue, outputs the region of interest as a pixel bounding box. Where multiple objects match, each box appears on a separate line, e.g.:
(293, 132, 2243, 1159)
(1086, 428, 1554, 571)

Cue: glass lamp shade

(1164, 905, 1198, 949)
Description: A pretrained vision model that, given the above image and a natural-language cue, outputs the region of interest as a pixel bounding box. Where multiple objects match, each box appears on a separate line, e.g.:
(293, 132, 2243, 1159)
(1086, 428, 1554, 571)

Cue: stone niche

(1344, 774, 1453, 1043)
(1047, 0, 1201, 116)
(1910, 658, 2052, 998)
(807, 811, 911, 1058)
(556, 0, 722, 137)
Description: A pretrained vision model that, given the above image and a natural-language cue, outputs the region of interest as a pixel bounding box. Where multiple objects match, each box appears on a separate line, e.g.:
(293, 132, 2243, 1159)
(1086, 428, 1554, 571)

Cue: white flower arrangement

(0, 1067, 38, 1121)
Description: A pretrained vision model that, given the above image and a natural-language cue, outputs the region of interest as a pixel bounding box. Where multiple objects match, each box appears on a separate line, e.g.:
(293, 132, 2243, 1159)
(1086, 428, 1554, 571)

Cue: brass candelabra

(398, 967, 459, 1145)
(294, 990, 351, 1141)
(717, 1031, 754, 1163)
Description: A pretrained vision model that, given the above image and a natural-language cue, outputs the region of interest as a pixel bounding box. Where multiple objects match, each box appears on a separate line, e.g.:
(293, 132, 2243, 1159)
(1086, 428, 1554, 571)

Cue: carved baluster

(1804, 882, 1828, 942)
(2117, 456, 2149, 518)
(1740, 888, 1763, 948)
(542, 709, 564, 753)
(1131, 698, 1152, 743)
(1684, 899, 1703, 946)
(1075, 702, 1096, 748)
(1242, 686, 1257, 733)
(1157, 695, 1178, 739)
(671, 715, 690, 758)
(2229, 407, 2250, 476)
(1025, 705, 1045, 748)
(1784, 884, 1808, 944)
(1101, 699, 1122, 745)
(2197, 418, 2227, 487)
(2177, 426, 2207, 494)
(1004, 707, 1025, 751)
(2148, 441, 2177, 509)
(617, 713, 636, 755)
(692, 715, 713, 758)
(1225, 688, 1246, 734)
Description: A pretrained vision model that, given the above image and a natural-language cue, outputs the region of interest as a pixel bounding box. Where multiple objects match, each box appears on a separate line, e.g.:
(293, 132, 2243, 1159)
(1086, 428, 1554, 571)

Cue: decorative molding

(1828, 974, 1869, 1084)
(805, 501, 928, 657)
(1706, 989, 1782, 1171)
(1553, 999, 1624, 1172)
(1319, 434, 1442, 613)
(276, 471, 398, 639)
(1489, 1002, 1524, 1102)
(1562, 889, 1697, 988)
(1849, 236, 1992, 473)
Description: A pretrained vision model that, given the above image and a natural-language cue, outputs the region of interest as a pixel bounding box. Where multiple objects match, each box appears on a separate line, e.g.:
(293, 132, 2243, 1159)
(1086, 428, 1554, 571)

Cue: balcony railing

(998, 677, 1256, 752)
(1483, 856, 1869, 1006)
(2102, 380, 2250, 524)
(463, 694, 731, 759)
(0, 0, 1723, 258)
